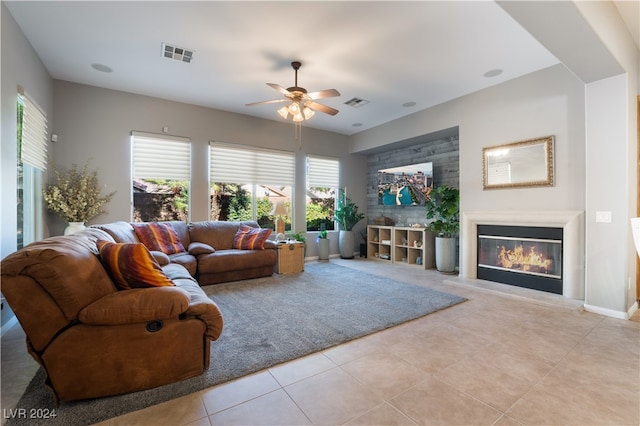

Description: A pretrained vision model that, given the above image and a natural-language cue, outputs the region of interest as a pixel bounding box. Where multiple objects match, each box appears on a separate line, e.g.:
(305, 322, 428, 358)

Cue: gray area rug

(8, 262, 466, 426)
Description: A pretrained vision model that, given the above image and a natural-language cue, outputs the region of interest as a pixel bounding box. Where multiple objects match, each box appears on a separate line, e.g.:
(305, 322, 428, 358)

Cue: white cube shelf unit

(367, 225, 435, 268)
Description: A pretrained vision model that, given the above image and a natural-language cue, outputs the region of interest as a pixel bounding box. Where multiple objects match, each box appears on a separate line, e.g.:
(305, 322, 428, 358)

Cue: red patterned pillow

(97, 240, 175, 290)
(232, 225, 272, 250)
(132, 222, 186, 255)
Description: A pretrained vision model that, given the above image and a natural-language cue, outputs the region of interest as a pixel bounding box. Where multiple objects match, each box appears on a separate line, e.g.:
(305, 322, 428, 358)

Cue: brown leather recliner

(0, 228, 223, 403)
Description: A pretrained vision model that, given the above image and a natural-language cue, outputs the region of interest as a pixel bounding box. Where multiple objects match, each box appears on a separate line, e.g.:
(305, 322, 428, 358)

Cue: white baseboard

(583, 303, 630, 320)
(627, 301, 638, 320)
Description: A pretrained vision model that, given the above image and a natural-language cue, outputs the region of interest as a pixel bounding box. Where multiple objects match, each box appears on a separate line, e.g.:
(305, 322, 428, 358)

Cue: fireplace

(477, 225, 563, 294)
(461, 211, 585, 300)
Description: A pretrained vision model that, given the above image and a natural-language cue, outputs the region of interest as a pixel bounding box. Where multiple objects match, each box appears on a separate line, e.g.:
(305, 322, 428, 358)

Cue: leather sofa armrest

(78, 287, 190, 325)
(188, 241, 215, 255)
(178, 283, 224, 341)
(150, 250, 171, 266)
(263, 240, 277, 250)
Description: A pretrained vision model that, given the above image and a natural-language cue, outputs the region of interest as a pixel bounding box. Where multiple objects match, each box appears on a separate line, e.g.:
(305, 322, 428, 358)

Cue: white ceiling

(7, 0, 623, 136)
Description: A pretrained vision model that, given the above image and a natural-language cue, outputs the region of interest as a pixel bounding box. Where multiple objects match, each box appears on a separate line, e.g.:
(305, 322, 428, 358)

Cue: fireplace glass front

(477, 225, 563, 294)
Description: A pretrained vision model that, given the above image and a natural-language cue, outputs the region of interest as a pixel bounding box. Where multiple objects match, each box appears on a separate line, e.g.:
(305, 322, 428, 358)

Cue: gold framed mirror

(482, 136, 554, 190)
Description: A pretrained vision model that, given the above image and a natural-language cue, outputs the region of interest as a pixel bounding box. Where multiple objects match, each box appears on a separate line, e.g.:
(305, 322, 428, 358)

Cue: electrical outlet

(595, 211, 612, 223)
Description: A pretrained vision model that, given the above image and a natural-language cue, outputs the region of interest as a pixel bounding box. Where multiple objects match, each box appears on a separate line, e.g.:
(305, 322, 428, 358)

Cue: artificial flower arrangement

(43, 160, 116, 223)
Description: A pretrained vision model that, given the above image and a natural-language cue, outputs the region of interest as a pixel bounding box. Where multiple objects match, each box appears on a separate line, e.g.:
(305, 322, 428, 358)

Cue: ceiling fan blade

(306, 101, 339, 116)
(267, 83, 292, 96)
(307, 88, 341, 100)
(245, 98, 288, 107)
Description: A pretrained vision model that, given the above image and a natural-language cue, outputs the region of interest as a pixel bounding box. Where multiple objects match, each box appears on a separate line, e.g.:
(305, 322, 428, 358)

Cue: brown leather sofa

(94, 220, 277, 285)
(1, 227, 224, 403)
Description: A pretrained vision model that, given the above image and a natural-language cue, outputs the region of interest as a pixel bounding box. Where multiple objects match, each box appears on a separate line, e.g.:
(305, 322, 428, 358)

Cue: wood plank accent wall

(367, 136, 460, 227)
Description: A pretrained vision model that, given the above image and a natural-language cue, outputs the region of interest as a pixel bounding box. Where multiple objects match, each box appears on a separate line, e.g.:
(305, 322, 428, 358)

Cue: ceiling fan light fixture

(288, 102, 300, 115)
(303, 107, 315, 120)
(277, 106, 289, 119)
(246, 61, 339, 124)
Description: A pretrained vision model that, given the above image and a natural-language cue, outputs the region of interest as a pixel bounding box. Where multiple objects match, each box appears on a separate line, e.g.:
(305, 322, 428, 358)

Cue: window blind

(20, 94, 48, 171)
(210, 142, 295, 186)
(307, 156, 339, 188)
(132, 131, 191, 180)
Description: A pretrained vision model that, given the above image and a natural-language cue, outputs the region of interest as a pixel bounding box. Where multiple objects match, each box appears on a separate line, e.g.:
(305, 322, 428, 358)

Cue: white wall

(351, 64, 586, 213)
(585, 74, 629, 315)
(572, 1, 639, 316)
(51, 80, 367, 256)
(1, 3, 53, 259)
(352, 0, 639, 317)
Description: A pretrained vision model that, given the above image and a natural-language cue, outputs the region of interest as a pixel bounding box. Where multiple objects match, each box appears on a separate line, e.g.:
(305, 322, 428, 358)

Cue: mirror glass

(483, 136, 554, 189)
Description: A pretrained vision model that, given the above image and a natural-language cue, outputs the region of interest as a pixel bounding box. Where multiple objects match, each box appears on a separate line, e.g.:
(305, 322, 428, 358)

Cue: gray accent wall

(367, 136, 459, 227)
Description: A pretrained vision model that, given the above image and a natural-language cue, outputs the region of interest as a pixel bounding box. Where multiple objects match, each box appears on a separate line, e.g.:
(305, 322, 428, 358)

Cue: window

(210, 142, 295, 232)
(131, 132, 191, 222)
(17, 92, 48, 248)
(306, 156, 339, 231)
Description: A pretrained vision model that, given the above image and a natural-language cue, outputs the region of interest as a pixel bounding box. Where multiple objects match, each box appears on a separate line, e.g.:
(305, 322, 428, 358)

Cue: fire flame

(497, 245, 552, 273)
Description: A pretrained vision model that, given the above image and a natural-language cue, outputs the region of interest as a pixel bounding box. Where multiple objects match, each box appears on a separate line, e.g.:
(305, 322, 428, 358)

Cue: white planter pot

(435, 236, 457, 273)
(339, 230, 355, 259)
(64, 222, 86, 236)
(318, 238, 330, 261)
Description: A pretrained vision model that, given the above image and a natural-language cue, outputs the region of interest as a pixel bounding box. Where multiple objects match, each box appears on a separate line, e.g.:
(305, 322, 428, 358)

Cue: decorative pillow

(96, 240, 175, 290)
(132, 222, 186, 255)
(232, 225, 272, 250)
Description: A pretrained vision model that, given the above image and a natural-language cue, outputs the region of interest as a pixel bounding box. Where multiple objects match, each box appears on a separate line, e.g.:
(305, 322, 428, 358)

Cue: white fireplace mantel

(461, 210, 585, 300)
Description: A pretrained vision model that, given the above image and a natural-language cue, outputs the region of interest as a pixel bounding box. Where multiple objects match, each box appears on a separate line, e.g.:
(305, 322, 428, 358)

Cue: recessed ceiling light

(91, 63, 113, 73)
(402, 101, 417, 108)
(484, 69, 503, 78)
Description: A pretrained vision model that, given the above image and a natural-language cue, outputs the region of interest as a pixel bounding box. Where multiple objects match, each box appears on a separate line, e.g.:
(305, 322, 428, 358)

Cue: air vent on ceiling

(162, 43, 194, 63)
(344, 97, 370, 108)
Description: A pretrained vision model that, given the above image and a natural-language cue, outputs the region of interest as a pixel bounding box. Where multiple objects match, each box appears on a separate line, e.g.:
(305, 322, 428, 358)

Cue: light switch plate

(595, 211, 612, 223)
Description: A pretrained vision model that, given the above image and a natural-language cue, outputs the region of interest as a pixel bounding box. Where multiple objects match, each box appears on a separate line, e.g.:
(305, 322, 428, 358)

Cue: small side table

(275, 242, 305, 274)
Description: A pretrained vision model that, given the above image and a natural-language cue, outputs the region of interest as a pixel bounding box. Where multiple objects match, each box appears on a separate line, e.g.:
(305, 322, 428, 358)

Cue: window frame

(306, 155, 340, 232)
(17, 91, 47, 248)
(209, 142, 295, 227)
(131, 131, 192, 222)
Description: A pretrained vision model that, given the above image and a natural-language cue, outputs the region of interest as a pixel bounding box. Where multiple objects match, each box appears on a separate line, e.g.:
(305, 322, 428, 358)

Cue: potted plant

(425, 185, 460, 273)
(334, 189, 365, 259)
(317, 228, 329, 261)
(43, 160, 115, 235)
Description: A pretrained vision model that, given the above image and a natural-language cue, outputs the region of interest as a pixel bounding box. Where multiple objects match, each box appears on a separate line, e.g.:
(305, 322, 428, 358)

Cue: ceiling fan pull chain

(295, 122, 302, 150)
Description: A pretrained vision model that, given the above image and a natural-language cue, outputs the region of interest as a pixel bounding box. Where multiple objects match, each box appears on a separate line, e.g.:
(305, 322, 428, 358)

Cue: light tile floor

(2, 258, 639, 426)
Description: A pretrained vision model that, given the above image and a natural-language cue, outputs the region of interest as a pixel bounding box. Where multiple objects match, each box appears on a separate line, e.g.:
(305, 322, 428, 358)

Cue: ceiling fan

(246, 61, 340, 122)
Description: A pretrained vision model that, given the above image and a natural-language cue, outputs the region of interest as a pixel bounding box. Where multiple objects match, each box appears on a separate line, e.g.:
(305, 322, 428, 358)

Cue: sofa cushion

(167, 252, 198, 277)
(92, 221, 139, 244)
(196, 249, 277, 274)
(97, 240, 175, 290)
(232, 225, 272, 250)
(189, 220, 260, 250)
(132, 222, 186, 255)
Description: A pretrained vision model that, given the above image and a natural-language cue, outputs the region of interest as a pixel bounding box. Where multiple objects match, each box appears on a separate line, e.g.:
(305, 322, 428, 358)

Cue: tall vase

(339, 230, 355, 259)
(64, 222, 86, 236)
(435, 236, 457, 273)
(318, 238, 330, 261)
